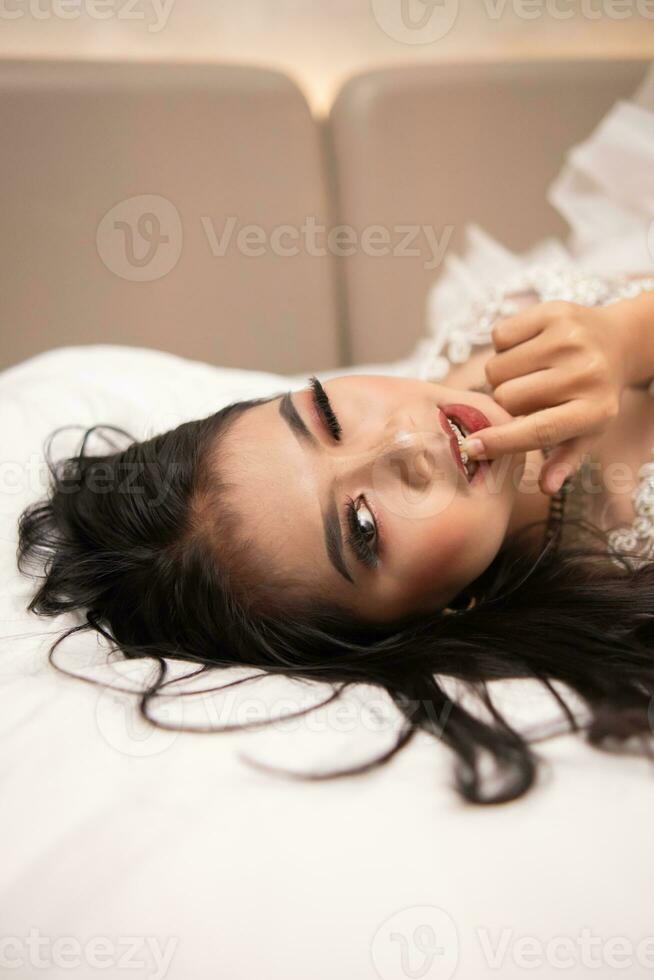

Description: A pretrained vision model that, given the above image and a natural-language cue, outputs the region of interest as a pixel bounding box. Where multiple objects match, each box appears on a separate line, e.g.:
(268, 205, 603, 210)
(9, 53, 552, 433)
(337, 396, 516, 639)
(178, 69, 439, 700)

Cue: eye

(309, 376, 342, 441)
(345, 494, 379, 569)
(306, 377, 382, 570)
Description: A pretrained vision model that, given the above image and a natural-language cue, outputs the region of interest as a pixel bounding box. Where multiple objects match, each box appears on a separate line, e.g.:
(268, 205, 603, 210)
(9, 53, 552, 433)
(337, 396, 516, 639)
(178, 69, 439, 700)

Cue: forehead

(220, 393, 350, 599)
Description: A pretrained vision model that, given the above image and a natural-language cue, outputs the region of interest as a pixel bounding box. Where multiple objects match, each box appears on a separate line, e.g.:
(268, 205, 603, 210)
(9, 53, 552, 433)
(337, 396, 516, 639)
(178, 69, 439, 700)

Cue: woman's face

(221, 374, 526, 622)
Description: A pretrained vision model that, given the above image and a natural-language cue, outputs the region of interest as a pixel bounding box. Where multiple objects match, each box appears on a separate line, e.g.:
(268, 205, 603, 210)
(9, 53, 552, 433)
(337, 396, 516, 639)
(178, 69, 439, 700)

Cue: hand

(460, 300, 630, 495)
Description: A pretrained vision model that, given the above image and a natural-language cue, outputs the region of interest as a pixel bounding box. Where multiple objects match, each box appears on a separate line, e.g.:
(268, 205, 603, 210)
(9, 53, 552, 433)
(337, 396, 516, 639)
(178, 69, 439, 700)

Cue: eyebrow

(278, 391, 355, 586)
(279, 390, 318, 447)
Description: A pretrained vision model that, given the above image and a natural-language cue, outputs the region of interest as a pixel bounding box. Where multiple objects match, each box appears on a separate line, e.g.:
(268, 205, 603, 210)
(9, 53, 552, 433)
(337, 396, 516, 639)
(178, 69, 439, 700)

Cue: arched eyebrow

(278, 391, 355, 586)
(279, 390, 318, 447)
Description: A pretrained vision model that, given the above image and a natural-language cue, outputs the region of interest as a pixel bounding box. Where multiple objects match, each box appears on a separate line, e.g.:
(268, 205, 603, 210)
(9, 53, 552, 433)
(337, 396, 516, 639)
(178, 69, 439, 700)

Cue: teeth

(446, 416, 476, 479)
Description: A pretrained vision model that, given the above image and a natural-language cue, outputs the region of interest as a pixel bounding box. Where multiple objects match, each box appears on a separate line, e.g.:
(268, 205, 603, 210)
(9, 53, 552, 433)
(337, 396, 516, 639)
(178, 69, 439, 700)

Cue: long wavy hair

(16, 397, 654, 805)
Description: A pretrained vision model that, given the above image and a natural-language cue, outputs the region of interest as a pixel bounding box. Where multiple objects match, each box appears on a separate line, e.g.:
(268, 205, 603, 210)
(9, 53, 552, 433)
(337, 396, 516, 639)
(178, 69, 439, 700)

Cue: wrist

(605, 292, 654, 389)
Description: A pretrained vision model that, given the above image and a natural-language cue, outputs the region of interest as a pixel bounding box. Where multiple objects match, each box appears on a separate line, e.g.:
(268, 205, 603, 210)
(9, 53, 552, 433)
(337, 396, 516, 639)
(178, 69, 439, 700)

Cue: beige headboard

(0, 59, 340, 376)
(0, 57, 649, 375)
(329, 58, 650, 364)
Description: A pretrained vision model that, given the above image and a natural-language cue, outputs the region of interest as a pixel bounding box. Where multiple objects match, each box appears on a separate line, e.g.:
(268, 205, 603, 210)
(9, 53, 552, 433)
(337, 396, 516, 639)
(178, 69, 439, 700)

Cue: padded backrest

(0, 60, 340, 375)
(329, 59, 651, 364)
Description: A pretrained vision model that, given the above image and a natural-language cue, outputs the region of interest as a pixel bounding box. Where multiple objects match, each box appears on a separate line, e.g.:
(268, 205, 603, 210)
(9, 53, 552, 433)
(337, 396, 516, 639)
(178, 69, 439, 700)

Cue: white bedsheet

(1, 345, 653, 980)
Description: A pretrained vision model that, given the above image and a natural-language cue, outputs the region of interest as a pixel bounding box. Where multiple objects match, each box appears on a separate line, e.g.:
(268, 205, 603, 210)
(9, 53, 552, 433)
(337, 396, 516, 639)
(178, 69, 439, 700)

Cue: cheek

(392, 502, 507, 604)
(402, 516, 465, 593)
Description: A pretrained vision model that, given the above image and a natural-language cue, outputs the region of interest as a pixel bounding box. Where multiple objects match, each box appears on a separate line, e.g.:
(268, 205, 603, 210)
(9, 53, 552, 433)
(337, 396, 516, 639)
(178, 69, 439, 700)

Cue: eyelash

(308, 375, 380, 570)
(309, 376, 341, 440)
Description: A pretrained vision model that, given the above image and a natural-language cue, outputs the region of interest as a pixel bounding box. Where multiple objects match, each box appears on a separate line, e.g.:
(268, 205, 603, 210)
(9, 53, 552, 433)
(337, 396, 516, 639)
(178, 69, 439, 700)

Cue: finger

(460, 401, 598, 460)
(492, 367, 573, 416)
(485, 334, 552, 388)
(491, 300, 578, 352)
(538, 434, 597, 496)
(491, 305, 552, 352)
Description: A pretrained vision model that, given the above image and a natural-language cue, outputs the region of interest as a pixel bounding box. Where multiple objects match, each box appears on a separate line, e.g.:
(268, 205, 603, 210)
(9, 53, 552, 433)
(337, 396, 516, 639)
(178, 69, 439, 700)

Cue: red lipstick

(438, 404, 491, 486)
(440, 403, 491, 435)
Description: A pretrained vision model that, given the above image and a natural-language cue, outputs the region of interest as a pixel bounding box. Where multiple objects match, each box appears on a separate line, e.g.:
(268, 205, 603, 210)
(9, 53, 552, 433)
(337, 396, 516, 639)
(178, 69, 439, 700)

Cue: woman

(17, 71, 654, 806)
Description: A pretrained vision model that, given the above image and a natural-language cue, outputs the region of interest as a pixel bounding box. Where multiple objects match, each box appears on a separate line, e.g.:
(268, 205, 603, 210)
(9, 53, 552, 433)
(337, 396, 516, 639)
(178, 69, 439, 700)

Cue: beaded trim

(542, 479, 572, 550)
(411, 264, 654, 384)
(606, 460, 654, 571)
(540, 444, 577, 550)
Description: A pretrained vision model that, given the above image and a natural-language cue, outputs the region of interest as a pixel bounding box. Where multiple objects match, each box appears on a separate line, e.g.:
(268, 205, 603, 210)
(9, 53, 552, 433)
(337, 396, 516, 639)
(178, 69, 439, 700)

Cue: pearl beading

(411, 263, 654, 383)
(605, 461, 654, 571)
(410, 263, 654, 570)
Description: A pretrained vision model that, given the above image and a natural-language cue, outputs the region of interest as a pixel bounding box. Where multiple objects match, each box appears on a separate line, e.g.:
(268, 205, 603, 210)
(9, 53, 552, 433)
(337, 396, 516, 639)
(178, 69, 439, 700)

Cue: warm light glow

(1, 0, 652, 114)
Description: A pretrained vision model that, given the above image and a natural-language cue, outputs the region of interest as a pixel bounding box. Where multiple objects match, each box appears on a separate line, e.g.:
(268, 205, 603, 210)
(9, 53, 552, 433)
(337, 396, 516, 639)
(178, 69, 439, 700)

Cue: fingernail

(461, 437, 484, 458)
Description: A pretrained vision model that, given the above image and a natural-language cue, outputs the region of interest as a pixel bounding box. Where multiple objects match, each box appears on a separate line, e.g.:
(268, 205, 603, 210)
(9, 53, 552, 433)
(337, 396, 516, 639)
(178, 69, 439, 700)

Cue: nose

(328, 410, 454, 486)
(384, 429, 444, 488)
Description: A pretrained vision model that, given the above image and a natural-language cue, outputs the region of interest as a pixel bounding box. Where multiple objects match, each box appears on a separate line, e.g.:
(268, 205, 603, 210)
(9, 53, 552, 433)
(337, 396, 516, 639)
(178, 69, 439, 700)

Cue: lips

(440, 403, 491, 436)
(438, 403, 491, 484)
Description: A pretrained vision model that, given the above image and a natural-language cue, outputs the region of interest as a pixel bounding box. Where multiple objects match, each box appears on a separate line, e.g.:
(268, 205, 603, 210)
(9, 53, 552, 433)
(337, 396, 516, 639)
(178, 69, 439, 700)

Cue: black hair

(17, 400, 654, 805)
